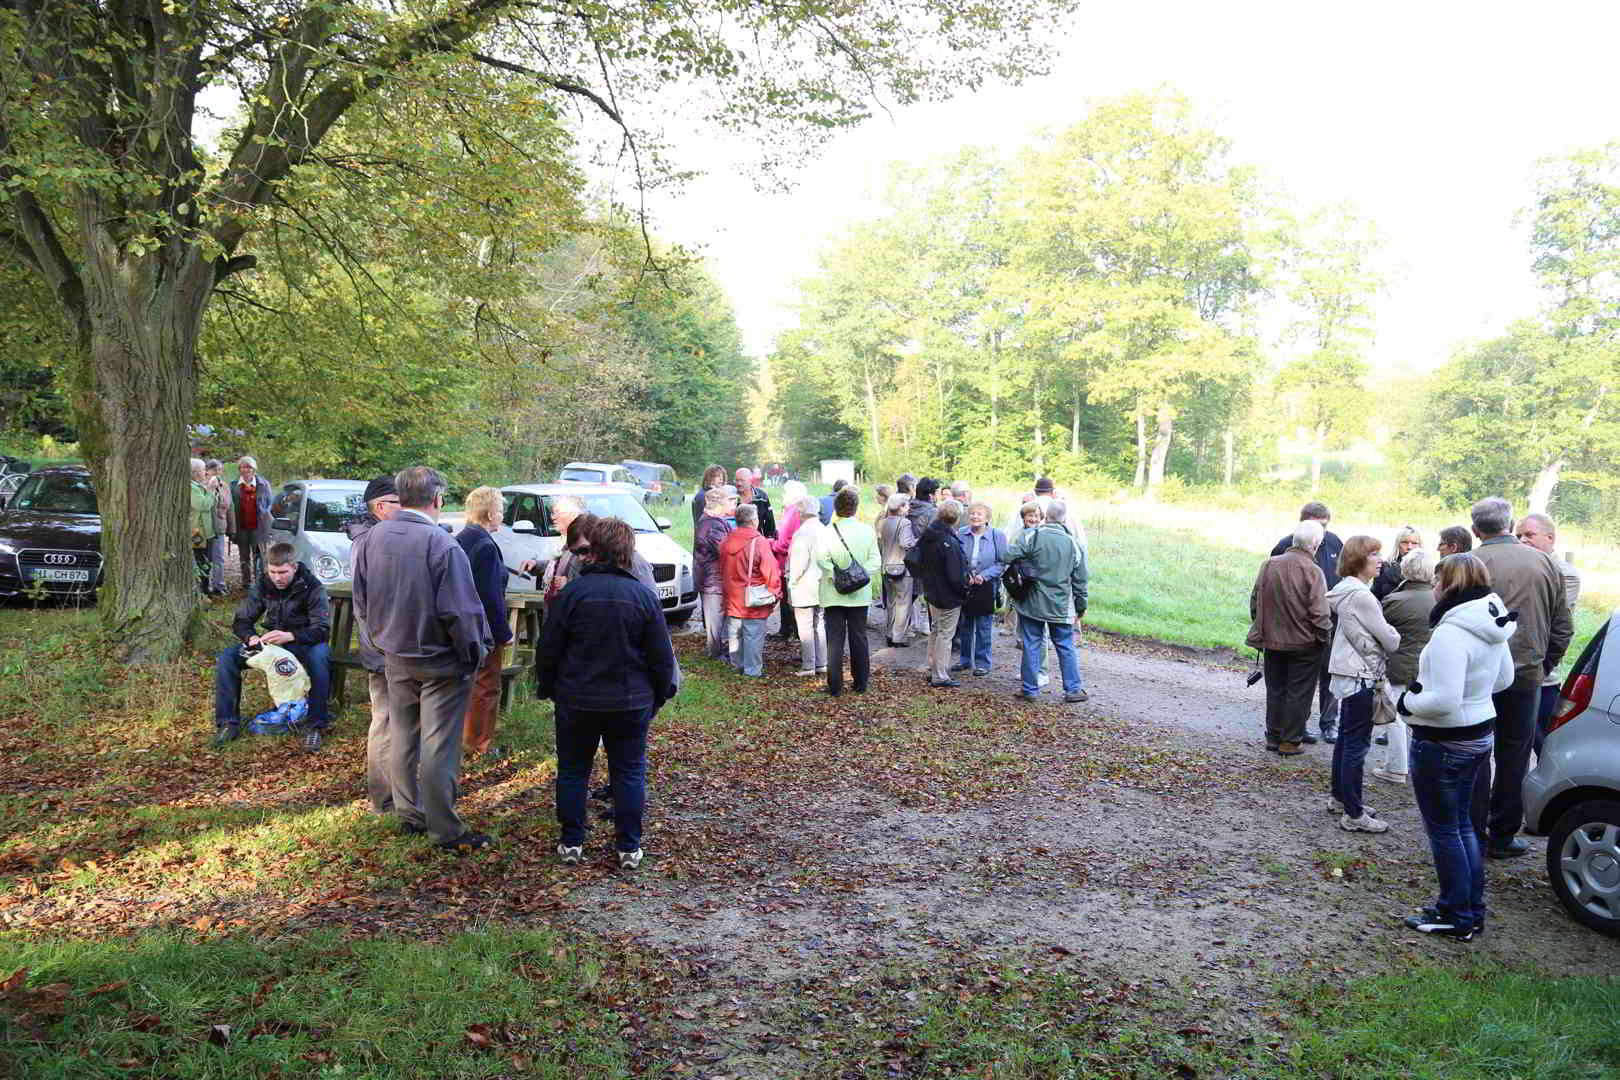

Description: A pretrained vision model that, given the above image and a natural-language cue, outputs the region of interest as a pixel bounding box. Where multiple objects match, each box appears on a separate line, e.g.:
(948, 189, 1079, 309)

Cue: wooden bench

(326, 584, 545, 714)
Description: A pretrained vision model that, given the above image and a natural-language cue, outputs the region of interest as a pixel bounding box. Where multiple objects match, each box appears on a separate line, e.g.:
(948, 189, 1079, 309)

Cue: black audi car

(0, 466, 103, 599)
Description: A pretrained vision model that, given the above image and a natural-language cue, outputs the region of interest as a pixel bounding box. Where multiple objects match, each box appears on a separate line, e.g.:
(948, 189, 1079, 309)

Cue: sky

(636, 0, 1620, 372)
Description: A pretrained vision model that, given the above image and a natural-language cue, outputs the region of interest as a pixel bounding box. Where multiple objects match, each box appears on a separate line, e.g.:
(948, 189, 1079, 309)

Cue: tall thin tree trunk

(76, 242, 214, 663)
(1528, 459, 1564, 516)
(989, 331, 1000, 456)
(1310, 422, 1326, 494)
(1071, 388, 1080, 455)
(1133, 408, 1147, 490)
(1223, 427, 1235, 487)
(1032, 368, 1044, 472)
(864, 363, 881, 461)
(1147, 401, 1173, 495)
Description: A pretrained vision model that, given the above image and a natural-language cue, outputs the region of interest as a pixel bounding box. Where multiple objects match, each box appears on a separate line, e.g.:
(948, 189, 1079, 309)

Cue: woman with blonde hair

(787, 495, 828, 676)
(1373, 525, 1423, 600)
(1373, 547, 1438, 784)
(1324, 535, 1401, 833)
(457, 486, 514, 758)
(1395, 553, 1515, 940)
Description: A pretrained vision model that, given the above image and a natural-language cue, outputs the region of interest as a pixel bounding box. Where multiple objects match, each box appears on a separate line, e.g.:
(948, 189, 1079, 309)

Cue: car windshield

(11, 473, 97, 514)
(550, 492, 659, 533)
(560, 467, 607, 483)
(625, 463, 674, 486)
(305, 488, 367, 533)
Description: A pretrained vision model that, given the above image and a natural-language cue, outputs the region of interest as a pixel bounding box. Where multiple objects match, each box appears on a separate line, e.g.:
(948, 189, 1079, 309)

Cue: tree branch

(467, 52, 623, 126)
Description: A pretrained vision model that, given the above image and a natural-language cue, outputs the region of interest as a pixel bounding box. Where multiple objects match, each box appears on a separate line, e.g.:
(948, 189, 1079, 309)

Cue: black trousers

(1471, 682, 1538, 843)
(1315, 640, 1340, 733)
(1263, 645, 1322, 747)
(824, 605, 870, 696)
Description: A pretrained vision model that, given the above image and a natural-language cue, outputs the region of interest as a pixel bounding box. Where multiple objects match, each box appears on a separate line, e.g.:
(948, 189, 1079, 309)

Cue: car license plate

(32, 568, 90, 583)
(657, 583, 676, 600)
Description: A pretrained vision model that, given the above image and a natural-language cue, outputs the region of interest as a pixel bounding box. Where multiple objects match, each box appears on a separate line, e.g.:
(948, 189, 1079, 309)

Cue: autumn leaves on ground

(2, 603, 1618, 1079)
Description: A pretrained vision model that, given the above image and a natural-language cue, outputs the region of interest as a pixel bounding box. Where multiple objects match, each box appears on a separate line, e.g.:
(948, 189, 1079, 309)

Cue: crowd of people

(1248, 498, 1578, 941)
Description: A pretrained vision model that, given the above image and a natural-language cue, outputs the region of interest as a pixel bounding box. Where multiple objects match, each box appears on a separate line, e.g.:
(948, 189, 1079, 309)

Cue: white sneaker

(1371, 768, 1408, 785)
(618, 849, 643, 870)
(1328, 797, 1378, 817)
(794, 668, 817, 677)
(1340, 812, 1389, 834)
(1037, 670, 1051, 689)
(556, 844, 583, 865)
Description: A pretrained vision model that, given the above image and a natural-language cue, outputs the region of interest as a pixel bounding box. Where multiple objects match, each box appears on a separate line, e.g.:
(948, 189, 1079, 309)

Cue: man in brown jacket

(1249, 520, 1332, 755)
(1469, 497, 1574, 857)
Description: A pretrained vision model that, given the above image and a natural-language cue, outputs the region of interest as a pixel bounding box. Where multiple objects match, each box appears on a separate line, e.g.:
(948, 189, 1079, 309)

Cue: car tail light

(1548, 672, 1594, 734)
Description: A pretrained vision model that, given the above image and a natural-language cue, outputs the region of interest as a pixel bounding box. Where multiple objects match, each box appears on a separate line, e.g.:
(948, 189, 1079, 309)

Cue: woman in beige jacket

(1325, 535, 1401, 834)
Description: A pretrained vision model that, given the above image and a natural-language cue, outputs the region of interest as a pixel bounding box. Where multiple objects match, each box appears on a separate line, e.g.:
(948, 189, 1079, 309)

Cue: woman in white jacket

(787, 495, 828, 677)
(1395, 553, 1516, 941)
(1325, 536, 1403, 834)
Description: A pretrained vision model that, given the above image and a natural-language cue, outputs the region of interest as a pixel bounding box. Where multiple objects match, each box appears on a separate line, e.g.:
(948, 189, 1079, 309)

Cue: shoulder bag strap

(747, 535, 758, 582)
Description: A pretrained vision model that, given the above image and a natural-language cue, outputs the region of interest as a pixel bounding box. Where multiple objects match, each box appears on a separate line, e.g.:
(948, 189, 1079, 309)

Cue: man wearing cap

(349, 475, 403, 814)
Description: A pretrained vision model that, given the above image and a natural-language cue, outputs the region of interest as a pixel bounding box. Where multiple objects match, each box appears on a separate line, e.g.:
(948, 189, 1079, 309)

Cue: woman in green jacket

(816, 486, 880, 697)
(189, 457, 221, 595)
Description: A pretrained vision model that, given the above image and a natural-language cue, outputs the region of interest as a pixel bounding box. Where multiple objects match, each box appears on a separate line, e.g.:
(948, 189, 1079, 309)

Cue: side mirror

(513, 519, 536, 534)
(272, 517, 296, 532)
(655, 517, 672, 532)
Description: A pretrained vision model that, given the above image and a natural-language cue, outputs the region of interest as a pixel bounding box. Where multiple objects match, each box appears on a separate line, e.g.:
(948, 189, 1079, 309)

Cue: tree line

(768, 94, 1620, 526)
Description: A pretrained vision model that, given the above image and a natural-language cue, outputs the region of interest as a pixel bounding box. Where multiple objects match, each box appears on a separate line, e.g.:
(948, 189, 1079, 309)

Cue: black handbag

(831, 523, 871, 595)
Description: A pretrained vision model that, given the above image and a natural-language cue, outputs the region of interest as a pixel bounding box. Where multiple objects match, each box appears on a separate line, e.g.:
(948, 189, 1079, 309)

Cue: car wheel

(1547, 799, 1620, 938)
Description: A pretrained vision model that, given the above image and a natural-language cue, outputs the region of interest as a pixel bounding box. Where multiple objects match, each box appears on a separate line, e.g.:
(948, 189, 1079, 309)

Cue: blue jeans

(958, 613, 993, 671)
(729, 616, 766, 677)
(554, 705, 650, 853)
(1019, 618, 1080, 696)
(1330, 687, 1375, 818)
(1410, 737, 1491, 929)
(214, 641, 331, 730)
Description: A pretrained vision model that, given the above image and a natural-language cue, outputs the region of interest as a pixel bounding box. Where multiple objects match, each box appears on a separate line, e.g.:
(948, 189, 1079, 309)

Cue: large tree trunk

(75, 239, 214, 663)
(1133, 408, 1146, 490)
(1528, 458, 1564, 516)
(1146, 401, 1173, 495)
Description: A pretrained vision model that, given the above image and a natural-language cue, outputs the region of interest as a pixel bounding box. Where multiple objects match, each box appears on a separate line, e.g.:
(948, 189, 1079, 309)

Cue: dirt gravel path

(577, 614, 1618, 1074)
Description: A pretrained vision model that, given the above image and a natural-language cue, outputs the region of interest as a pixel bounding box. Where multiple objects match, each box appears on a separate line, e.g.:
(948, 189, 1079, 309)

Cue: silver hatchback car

(1523, 611, 1620, 939)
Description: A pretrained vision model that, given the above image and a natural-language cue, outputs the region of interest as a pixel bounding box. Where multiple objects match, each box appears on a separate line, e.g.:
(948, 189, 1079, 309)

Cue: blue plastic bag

(247, 699, 309, 736)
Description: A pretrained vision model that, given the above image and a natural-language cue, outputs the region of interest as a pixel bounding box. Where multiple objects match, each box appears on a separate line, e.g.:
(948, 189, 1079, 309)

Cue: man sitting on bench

(213, 541, 333, 752)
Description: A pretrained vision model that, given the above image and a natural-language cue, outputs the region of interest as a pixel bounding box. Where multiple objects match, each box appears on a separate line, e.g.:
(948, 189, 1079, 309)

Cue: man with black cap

(349, 475, 402, 814)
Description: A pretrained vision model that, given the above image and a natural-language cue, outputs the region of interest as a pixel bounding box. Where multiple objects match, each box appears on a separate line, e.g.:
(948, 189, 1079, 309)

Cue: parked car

(0, 466, 103, 599)
(495, 483, 696, 619)
(266, 479, 371, 586)
(1523, 612, 1620, 938)
(0, 456, 30, 508)
(557, 461, 645, 494)
(621, 460, 684, 505)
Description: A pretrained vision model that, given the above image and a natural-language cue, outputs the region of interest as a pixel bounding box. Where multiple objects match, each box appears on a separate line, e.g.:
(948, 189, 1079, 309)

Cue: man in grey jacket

(1470, 496, 1574, 858)
(352, 466, 493, 851)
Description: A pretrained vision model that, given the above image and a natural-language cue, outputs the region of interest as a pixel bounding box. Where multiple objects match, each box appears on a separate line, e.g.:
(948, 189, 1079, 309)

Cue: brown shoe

(1277, 741, 1305, 756)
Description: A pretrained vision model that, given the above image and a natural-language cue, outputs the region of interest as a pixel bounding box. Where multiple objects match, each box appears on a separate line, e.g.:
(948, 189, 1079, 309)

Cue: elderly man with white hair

(1248, 519, 1333, 755)
(228, 455, 272, 591)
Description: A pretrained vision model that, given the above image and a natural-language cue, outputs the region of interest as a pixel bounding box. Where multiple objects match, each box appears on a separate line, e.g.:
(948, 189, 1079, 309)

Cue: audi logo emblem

(43, 553, 76, 565)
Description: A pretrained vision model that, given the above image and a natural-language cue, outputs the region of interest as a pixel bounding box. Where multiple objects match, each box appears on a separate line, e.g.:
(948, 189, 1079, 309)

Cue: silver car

(495, 483, 696, 619)
(267, 479, 370, 587)
(1523, 611, 1620, 939)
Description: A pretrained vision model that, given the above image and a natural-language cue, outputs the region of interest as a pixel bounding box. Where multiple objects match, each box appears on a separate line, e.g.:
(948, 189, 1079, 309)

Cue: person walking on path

(456, 486, 515, 760)
(1004, 499, 1088, 703)
(537, 516, 677, 871)
(229, 456, 272, 591)
(817, 486, 880, 697)
(1247, 519, 1332, 756)
(1271, 502, 1345, 745)
(352, 466, 493, 852)
(786, 494, 828, 677)
(694, 487, 736, 660)
(878, 493, 918, 647)
(348, 475, 402, 815)
(1515, 513, 1582, 757)
(911, 499, 969, 688)
(1325, 535, 1402, 834)
(719, 503, 781, 678)
(956, 502, 1007, 677)
(1468, 496, 1573, 858)
(1373, 548, 1438, 785)
(1395, 553, 1516, 940)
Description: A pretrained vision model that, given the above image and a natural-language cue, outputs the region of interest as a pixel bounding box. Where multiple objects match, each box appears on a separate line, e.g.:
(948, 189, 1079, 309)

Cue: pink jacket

(772, 505, 803, 560)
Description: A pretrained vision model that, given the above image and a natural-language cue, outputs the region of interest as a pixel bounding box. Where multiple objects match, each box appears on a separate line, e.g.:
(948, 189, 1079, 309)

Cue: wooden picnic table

(325, 583, 545, 714)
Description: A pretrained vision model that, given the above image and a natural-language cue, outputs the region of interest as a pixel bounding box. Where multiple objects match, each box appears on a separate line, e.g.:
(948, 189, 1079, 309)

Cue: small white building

(819, 459, 856, 487)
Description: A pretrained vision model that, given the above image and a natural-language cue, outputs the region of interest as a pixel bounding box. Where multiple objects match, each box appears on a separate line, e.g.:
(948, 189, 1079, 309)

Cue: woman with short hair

(1325, 535, 1402, 833)
(817, 486, 880, 696)
(189, 458, 219, 594)
(1373, 548, 1438, 785)
(1372, 526, 1423, 600)
(877, 492, 917, 648)
(691, 464, 727, 531)
(1395, 553, 1515, 940)
(787, 495, 828, 676)
(457, 486, 515, 759)
(537, 515, 676, 871)
(204, 459, 229, 595)
(956, 501, 1006, 676)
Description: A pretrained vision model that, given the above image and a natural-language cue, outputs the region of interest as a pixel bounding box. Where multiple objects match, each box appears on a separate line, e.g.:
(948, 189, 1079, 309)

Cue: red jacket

(719, 526, 781, 619)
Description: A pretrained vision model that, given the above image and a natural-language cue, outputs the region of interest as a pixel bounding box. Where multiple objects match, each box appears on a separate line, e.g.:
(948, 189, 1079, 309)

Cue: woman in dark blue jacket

(536, 516, 677, 870)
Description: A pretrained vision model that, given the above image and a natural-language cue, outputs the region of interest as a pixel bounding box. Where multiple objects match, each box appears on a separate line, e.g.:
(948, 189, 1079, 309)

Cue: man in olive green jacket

(1005, 500, 1088, 703)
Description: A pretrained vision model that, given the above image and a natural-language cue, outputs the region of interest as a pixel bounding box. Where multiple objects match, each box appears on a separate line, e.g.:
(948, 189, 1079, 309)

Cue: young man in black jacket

(212, 542, 332, 751)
